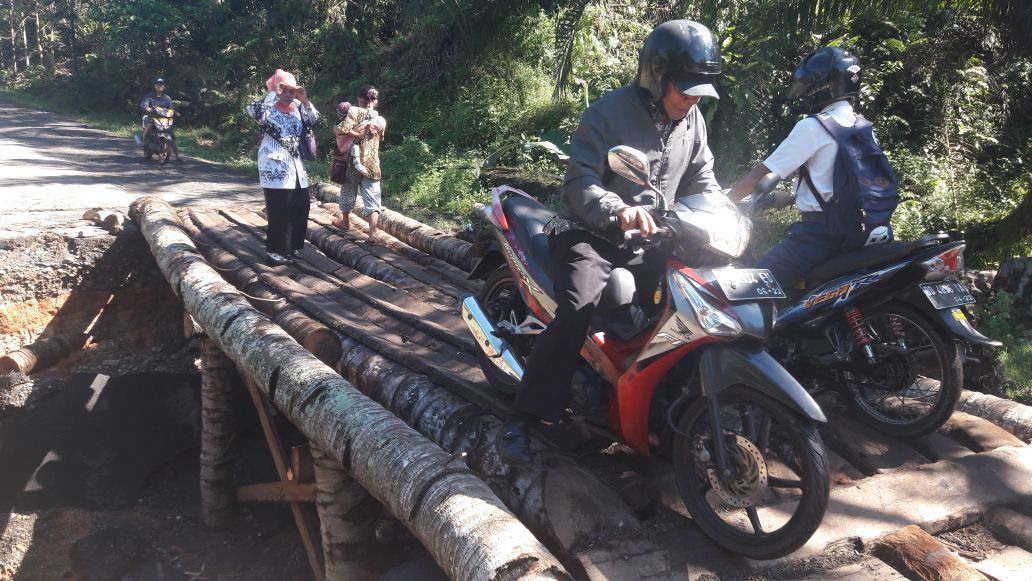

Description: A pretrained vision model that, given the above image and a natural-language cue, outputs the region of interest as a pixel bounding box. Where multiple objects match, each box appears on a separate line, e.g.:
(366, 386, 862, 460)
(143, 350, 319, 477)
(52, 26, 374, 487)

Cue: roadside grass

(999, 341, 1032, 405)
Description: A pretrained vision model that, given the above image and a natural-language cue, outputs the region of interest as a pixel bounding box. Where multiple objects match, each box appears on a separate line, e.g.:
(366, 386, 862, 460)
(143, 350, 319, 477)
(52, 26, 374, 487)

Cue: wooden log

(956, 389, 1032, 443)
(180, 217, 342, 366)
(335, 335, 639, 552)
(871, 525, 988, 581)
(0, 333, 86, 375)
(311, 183, 475, 272)
(312, 444, 377, 581)
(128, 196, 570, 581)
(199, 340, 239, 528)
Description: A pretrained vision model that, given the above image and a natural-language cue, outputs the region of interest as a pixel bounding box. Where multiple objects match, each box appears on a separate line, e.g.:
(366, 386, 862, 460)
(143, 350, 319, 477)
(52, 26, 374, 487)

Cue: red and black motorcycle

(462, 146, 830, 558)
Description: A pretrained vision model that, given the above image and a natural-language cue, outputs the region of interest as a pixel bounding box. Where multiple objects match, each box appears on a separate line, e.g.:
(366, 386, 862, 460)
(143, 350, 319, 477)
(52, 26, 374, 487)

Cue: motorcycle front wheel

(158, 139, 171, 165)
(673, 386, 829, 559)
(839, 302, 962, 437)
(476, 267, 534, 394)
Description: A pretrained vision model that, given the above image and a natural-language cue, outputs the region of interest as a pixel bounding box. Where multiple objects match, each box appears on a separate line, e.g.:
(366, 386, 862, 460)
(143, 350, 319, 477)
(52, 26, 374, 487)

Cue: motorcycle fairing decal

(779, 263, 906, 324)
(499, 228, 557, 319)
(637, 269, 707, 362)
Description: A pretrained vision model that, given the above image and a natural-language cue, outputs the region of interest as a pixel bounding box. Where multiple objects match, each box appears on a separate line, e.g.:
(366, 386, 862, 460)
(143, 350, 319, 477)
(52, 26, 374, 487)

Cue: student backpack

(800, 113, 900, 252)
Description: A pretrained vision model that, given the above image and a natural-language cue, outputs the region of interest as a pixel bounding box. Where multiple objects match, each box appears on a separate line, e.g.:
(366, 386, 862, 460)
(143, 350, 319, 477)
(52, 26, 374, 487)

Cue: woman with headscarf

(246, 69, 321, 265)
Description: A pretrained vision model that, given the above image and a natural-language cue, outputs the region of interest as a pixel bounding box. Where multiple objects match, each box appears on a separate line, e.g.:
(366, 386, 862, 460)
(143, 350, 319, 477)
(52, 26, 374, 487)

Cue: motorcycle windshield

(670, 193, 752, 259)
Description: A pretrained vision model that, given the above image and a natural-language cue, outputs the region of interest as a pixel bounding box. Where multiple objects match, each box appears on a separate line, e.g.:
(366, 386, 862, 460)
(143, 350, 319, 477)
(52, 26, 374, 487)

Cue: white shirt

(246, 92, 321, 190)
(763, 100, 868, 213)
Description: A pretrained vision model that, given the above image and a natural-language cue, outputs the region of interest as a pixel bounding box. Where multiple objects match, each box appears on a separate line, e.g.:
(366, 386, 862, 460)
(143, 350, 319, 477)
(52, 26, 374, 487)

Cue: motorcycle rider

(496, 20, 725, 466)
(140, 77, 180, 161)
(728, 47, 892, 288)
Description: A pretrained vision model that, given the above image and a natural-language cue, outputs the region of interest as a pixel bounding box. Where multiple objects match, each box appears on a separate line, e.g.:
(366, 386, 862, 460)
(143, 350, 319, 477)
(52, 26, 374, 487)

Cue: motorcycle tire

(673, 386, 829, 559)
(158, 140, 171, 165)
(475, 267, 533, 394)
(839, 301, 962, 437)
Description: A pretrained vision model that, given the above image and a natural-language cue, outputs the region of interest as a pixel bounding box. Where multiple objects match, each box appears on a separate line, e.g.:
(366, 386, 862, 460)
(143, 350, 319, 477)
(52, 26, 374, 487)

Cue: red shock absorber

(844, 307, 876, 362)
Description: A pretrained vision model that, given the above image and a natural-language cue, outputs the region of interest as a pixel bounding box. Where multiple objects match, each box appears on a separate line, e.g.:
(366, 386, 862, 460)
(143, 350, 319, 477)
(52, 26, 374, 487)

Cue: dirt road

(0, 99, 262, 239)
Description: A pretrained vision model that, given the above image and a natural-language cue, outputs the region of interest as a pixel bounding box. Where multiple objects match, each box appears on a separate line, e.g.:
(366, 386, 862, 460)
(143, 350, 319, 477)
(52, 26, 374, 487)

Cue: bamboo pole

(199, 339, 238, 529)
(311, 445, 376, 581)
(128, 196, 570, 581)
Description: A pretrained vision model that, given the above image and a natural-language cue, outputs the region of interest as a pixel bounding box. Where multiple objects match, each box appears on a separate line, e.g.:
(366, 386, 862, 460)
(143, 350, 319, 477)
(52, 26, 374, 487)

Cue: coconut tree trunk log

(335, 334, 639, 552)
(199, 339, 238, 528)
(957, 390, 1032, 443)
(0, 332, 86, 375)
(311, 445, 377, 581)
(128, 196, 570, 581)
(179, 217, 341, 366)
(313, 183, 475, 271)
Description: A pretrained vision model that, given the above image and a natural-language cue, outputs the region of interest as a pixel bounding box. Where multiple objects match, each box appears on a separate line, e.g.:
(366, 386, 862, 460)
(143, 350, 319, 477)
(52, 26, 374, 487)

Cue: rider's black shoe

(496, 418, 533, 467)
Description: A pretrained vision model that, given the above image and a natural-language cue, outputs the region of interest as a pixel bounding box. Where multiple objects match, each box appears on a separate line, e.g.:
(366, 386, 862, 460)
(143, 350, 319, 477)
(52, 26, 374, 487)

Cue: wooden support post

(199, 340, 238, 528)
(311, 445, 376, 581)
(243, 374, 325, 581)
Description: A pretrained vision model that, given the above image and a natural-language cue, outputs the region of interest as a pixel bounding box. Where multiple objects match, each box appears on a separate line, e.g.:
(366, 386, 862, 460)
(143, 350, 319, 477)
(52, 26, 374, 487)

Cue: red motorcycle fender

(698, 344, 826, 423)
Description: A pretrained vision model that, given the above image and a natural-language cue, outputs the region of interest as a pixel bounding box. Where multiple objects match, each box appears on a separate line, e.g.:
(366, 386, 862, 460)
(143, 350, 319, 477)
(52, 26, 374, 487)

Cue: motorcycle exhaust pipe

(461, 296, 525, 382)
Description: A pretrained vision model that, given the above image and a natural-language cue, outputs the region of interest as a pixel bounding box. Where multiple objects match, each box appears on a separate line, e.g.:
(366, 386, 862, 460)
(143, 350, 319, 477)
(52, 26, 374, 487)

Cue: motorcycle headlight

(705, 213, 753, 258)
(673, 272, 742, 337)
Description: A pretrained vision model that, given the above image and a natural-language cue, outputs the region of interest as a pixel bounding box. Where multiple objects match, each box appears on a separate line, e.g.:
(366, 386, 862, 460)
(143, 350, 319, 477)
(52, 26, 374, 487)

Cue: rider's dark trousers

(513, 229, 665, 423)
(263, 183, 310, 255)
(756, 215, 839, 290)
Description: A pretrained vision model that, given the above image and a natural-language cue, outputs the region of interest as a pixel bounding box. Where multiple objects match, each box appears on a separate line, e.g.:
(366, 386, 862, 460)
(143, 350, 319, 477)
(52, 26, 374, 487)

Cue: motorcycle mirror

(755, 172, 781, 196)
(608, 146, 651, 187)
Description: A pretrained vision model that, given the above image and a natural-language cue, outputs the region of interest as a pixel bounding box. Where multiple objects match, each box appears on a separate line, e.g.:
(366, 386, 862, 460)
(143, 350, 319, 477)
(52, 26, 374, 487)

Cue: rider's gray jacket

(557, 85, 722, 235)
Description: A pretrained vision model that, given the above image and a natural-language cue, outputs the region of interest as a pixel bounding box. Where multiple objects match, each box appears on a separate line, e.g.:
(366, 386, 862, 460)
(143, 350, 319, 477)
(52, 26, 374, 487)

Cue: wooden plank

(237, 481, 317, 503)
(242, 374, 324, 580)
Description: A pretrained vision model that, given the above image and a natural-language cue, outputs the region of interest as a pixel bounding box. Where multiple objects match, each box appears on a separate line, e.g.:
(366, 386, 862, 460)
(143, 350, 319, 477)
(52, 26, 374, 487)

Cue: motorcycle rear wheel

(839, 302, 962, 437)
(476, 267, 534, 394)
(673, 386, 829, 559)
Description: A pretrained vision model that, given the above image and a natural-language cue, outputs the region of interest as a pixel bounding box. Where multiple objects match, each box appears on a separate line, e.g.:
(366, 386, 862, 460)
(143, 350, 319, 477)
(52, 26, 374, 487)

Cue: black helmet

(636, 20, 721, 102)
(787, 47, 860, 112)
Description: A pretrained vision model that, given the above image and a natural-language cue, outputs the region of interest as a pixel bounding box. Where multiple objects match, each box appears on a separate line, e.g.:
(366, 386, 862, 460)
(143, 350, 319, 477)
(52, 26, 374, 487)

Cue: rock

(973, 545, 1032, 581)
(69, 527, 145, 581)
(985, 506, 1032, 552)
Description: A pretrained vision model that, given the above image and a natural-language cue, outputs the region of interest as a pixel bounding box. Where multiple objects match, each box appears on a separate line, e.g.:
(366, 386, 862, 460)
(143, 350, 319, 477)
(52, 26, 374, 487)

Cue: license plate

(920, 280, 975, 309)
(713, 268, 785, 301)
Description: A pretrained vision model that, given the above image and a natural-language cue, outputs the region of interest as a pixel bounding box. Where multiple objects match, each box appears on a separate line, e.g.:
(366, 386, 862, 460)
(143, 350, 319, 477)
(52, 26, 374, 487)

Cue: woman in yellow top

(332, 86, 386, 243)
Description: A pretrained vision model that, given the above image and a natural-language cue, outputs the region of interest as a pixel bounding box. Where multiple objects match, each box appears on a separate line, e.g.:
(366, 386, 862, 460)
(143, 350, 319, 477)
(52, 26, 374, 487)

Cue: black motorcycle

(746, 174, 1001, 437)
(143, 105, 179, 164)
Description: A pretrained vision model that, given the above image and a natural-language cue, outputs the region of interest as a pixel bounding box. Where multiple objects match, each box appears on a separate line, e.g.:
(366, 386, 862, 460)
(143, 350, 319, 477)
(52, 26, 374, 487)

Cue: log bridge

(129, 193, 1032, 581)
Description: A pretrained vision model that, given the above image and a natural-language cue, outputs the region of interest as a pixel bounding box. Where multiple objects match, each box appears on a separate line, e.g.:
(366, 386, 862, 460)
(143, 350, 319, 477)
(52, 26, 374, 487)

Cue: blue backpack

(800, 113, 900, 252)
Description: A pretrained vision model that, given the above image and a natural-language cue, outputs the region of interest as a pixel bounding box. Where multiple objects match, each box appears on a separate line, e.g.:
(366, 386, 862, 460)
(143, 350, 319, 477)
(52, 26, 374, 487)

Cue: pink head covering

(265, 69, 300, 93)
(336, 101, 352, 118)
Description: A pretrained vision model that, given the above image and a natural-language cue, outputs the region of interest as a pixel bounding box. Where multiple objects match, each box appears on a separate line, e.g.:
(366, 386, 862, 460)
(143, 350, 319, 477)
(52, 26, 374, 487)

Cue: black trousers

(513, 229, 665, 422)
(263, 185, 310, 254)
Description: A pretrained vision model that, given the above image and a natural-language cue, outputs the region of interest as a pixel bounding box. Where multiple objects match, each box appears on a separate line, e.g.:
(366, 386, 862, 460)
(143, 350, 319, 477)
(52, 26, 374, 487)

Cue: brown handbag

(329, 148, 350, 184)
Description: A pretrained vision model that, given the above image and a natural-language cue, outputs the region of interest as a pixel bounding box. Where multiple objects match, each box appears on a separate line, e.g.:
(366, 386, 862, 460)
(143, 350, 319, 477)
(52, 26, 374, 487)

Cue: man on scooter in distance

(728, 47, 898, 290)
(140, 77, 181, 161)
(496, 20, 725, 466)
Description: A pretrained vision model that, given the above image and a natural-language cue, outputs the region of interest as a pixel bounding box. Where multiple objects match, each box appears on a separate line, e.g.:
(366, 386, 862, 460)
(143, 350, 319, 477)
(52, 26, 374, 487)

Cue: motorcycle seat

(501, 195, 649, 340)
(805, 233, 951, 288)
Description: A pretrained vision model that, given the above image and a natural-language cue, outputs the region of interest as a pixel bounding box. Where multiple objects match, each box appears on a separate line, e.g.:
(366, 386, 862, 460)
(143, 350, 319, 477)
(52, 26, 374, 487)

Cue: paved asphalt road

(0, 99, 263, 239)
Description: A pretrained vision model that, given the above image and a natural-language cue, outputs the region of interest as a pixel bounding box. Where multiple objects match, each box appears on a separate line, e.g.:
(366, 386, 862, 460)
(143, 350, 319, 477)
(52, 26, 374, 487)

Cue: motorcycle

(142, 105, 179, 164)
(462, 146, 830, 559)
(745, 174, 1002, 437)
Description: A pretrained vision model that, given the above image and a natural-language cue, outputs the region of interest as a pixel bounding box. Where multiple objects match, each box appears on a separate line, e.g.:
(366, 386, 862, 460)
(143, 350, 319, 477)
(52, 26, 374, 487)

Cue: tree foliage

(1, 0, 1030, 261)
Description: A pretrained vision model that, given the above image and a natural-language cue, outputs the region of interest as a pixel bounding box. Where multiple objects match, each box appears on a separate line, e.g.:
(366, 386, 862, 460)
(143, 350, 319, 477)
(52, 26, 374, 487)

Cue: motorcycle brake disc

(707, 435, 768, 508)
